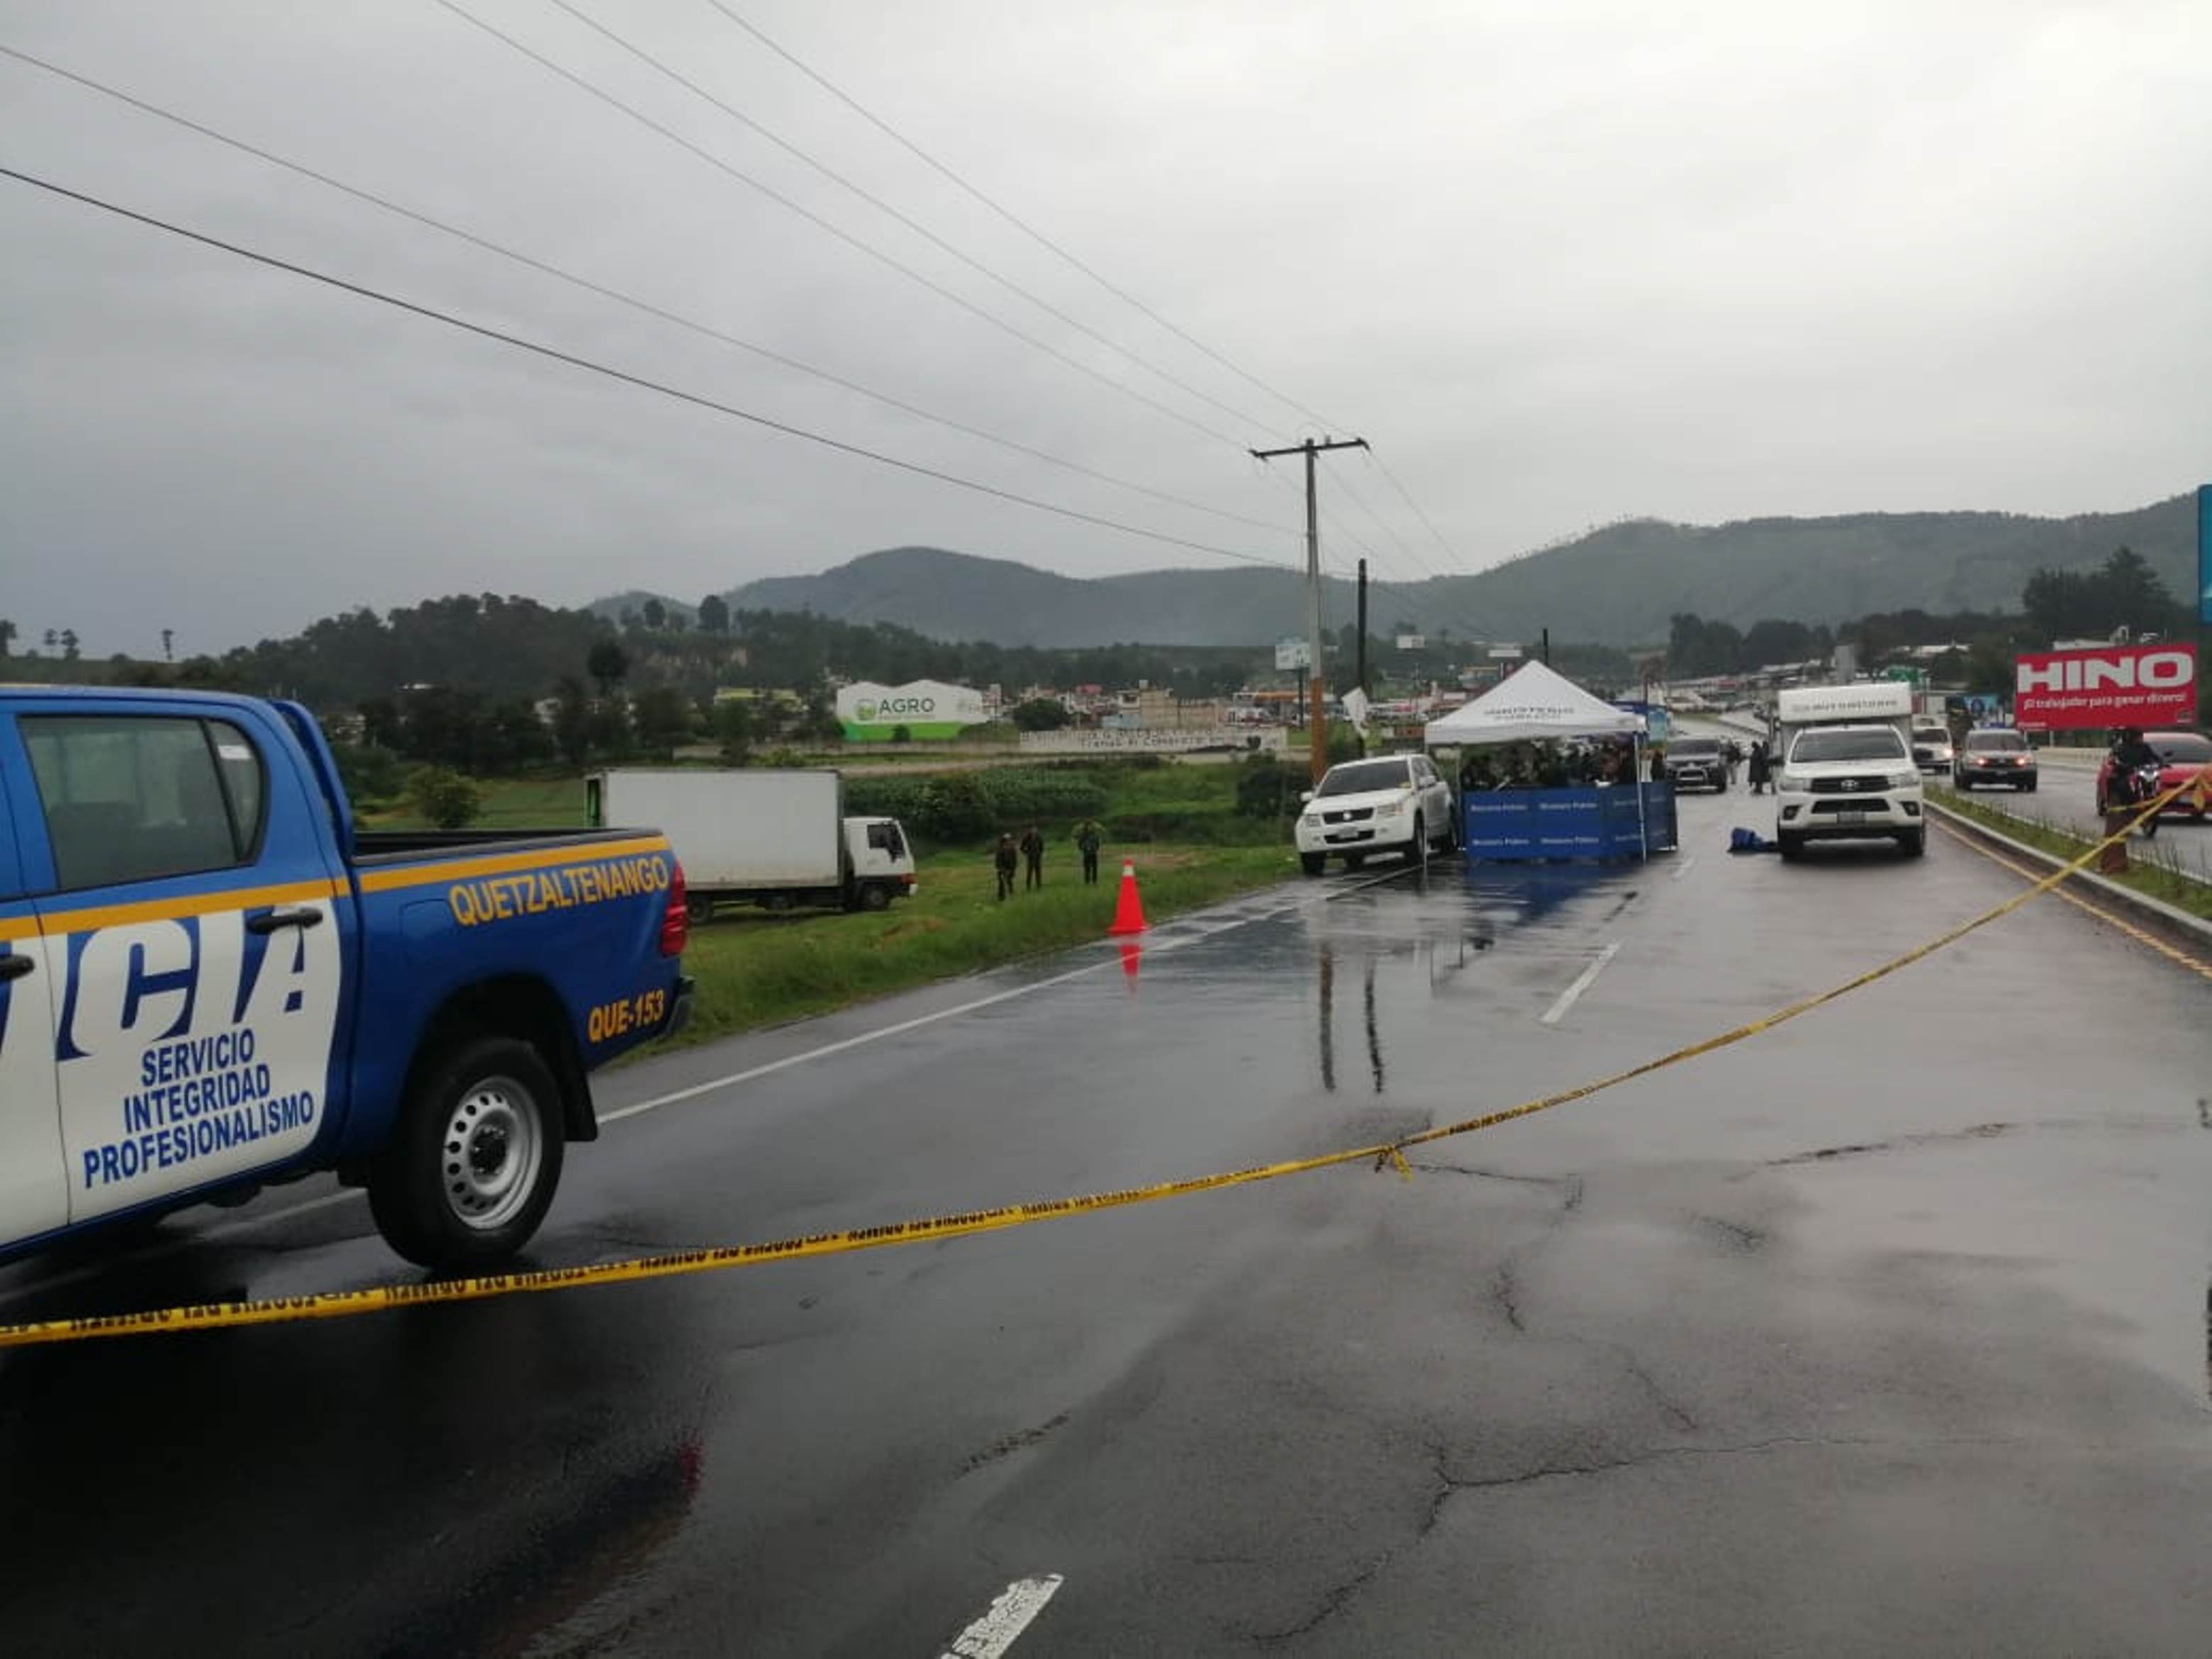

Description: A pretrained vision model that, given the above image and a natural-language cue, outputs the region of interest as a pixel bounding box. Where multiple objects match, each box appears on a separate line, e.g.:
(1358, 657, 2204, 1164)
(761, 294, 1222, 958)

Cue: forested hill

(602, 496, 2194, 647)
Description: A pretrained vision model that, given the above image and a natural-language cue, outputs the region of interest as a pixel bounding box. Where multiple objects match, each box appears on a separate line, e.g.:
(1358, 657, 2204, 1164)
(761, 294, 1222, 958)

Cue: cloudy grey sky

(5, 0, 2208, 658)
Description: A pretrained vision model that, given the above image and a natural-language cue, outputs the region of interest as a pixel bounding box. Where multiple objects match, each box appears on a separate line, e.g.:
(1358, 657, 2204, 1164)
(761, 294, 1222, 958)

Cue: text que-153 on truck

(0, 688, 692, 1270)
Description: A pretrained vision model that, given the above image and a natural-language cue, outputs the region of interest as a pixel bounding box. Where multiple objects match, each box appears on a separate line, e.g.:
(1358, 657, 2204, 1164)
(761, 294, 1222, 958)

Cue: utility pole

(1252, 435, 1368, 786)
(1356, 558, 1369, 759)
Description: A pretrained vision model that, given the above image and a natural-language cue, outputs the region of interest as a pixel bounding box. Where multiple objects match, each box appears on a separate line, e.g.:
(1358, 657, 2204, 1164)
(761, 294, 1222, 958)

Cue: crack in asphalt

(1765, 1123, 2013, 1167)
(955, 1412, 1071, 1478)
(1697, 1214, 1769, 1253)
(1618, 1352, 1700, 1432)
(1250, 1556, 1388, 1648)
(1492, 1260, 1525, 1332)
(1248, 1435, 1896, 1648)
(1409, 1161, 1570, 1188)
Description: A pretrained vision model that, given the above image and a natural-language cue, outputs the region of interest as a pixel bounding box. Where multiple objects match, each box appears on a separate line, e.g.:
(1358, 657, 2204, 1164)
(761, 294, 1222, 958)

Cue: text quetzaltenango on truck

(0, 687, 692, 1269)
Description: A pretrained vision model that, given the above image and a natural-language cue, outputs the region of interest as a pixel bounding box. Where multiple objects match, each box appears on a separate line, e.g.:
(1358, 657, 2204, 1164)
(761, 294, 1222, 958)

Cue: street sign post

(2197, 483, 2211, 625)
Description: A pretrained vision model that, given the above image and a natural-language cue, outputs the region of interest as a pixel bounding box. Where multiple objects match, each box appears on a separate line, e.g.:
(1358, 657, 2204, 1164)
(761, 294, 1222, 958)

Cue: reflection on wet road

(4, 787, 2210, 1654)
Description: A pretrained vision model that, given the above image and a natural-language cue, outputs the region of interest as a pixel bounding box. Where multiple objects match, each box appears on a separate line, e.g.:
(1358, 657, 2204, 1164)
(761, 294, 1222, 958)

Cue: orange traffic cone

(1107, 857, 1147, 936)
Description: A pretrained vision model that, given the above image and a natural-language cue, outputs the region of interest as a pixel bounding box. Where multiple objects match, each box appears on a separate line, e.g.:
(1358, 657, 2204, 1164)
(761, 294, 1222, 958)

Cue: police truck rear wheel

(369, 1037, 564, 1270)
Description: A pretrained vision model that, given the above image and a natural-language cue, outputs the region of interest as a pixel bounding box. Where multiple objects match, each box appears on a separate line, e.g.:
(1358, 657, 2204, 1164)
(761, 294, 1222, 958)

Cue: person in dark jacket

(1746, 739, 1771, 794)
(1019, 825, 1045, 890)
(1074, 818, 1104, 884)
(993, 832, 1018, 901)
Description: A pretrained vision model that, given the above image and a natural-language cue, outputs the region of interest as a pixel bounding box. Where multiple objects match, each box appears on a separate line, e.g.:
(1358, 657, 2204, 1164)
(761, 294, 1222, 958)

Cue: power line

(0, 164, 1302, 574)
(432, 0, 1248, 450)
(701, 0, 1346, 437)
(0, 42, 1292, 542)
(545, 0, 1278, 440)
(1329, 462, 1453, 586)
(1370, 449, 1480, 574)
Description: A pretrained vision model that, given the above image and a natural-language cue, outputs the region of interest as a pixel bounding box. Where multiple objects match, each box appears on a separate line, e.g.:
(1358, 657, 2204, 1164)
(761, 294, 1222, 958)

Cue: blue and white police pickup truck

(0, 687, 691, 1270)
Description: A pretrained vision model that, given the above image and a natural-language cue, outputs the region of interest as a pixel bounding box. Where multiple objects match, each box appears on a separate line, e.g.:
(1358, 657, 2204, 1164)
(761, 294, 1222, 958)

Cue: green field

(360, 763, 1304, 1046)
(669, 842, 1297, 1048)
(362, 776, 588, 831)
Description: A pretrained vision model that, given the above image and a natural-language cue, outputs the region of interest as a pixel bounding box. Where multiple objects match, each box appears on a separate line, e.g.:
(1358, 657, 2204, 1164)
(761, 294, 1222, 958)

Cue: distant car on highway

(1955, 727, 2037, 791)
(1662, 735, 1728, 792)
(1910, 723, 1954, 774)
(2094, 730, 2212, 820)
(1296, 754, 1456, 874)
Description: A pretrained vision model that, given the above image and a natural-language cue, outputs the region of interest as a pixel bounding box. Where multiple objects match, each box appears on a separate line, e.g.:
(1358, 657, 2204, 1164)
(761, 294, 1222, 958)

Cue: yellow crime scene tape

(3, 776, 2206, 1351)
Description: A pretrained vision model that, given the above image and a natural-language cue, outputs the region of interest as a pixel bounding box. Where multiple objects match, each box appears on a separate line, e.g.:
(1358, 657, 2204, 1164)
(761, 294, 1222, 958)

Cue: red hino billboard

(2013, 642, 2197, 730)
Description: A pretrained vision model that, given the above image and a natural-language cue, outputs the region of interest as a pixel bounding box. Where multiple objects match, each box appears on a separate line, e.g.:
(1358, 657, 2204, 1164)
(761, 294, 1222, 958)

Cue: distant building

(834, 678, 988, 740)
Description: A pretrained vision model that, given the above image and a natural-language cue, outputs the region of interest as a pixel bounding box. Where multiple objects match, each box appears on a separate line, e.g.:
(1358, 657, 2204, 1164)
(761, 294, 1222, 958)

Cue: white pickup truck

(1773, 723, 1926, 859)
(1773, 683, 1925, 860)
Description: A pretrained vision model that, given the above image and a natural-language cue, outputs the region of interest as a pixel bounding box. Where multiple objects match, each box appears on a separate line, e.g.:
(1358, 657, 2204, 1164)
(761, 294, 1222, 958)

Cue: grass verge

(664, 841, 1302, 1050)
(1929, 786, 2212, 921)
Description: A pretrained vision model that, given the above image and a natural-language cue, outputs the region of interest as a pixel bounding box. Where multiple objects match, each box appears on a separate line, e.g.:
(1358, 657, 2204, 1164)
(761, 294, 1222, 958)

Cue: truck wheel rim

(442, 1077, 542, 1231)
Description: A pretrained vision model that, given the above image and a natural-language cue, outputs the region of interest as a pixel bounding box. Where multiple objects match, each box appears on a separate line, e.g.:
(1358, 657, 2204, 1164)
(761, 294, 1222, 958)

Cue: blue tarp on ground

(1462, 782, 1677, 861)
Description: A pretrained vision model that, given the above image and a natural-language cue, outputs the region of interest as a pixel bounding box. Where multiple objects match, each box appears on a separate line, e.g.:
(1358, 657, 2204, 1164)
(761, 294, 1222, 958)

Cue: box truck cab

(588, 769, 916, 917)
(1772, 682, 1926, 860)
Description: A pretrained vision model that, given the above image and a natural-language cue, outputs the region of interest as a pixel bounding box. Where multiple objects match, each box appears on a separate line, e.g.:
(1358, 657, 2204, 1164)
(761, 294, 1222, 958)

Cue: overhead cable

(432, 0, 1246, 449)
(701, 0, 1347, 436)
(0, 43, 1292, 541)
(547, 0, 1280, 439)
(0, 164, 1299, 572)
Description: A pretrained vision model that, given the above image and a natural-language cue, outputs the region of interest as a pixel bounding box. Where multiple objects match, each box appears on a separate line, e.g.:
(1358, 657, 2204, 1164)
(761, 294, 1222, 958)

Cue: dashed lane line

(939, 1574, 1064, 1658)
(1541, 942, 1622, 1026)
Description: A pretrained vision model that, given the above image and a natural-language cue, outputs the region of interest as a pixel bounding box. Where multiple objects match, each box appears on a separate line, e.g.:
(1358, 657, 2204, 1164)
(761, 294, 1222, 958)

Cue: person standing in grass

(1020, 824, 1046, 890)
(1075, 817, 1104, 885)
(994, 832, 1019, 901)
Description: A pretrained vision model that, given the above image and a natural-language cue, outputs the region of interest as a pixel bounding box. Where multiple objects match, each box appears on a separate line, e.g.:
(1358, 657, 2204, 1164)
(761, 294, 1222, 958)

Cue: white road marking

(598, 959, 1122, 1124)
(941, 1575, 1064, 1658)
(1541, 941, 1621, 1026)
(0, 865, 1414, 1300)
(601, 864, 1408, 1127)
(1671, 854, 1699, 882)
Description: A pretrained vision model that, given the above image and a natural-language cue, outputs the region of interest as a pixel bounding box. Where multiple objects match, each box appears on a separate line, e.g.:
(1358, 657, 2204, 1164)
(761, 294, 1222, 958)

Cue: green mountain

(601, 495, 2195, 647)
(727, 547, 1348, 649)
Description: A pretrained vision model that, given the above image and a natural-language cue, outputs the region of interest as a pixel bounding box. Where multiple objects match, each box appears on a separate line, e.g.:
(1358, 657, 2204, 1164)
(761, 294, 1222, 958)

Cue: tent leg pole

(1636, 737, 1649, 860)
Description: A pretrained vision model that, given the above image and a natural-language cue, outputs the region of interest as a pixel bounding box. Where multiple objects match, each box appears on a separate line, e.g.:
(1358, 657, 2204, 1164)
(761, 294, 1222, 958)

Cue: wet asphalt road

(4, 791, 2211, 1655)
(1951, 752, 2212, 885)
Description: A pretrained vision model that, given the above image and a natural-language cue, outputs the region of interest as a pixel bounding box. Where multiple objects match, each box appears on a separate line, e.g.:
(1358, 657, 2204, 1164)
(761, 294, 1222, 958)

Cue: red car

(2095, 730, 2212, 819)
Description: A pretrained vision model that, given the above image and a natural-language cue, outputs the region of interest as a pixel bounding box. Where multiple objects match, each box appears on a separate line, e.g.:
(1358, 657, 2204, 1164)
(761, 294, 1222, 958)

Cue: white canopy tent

(1422, 660, 1645, 747)
(1424, 661, 1655, 859)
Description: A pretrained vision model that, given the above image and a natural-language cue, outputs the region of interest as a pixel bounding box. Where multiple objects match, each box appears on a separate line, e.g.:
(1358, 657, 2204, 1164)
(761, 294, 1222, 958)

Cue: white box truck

(1770, 682, 1925, 860)
(1774, 681, 1914, 756)
(587, 769, 916, 918)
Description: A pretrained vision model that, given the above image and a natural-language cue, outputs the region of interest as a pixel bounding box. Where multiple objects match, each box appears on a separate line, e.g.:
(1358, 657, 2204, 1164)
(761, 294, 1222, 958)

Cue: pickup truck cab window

(23, 715, 265, 890)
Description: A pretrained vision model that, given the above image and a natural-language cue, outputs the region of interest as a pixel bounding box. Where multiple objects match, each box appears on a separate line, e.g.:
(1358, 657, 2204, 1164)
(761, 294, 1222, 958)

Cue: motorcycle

(2116, 760, 2166, 837)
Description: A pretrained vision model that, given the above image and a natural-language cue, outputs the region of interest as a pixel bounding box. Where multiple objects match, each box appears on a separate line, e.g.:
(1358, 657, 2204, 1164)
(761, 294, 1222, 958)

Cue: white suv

(1774, 725, 1926, 860)
(1296, 754, 1456, 875)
